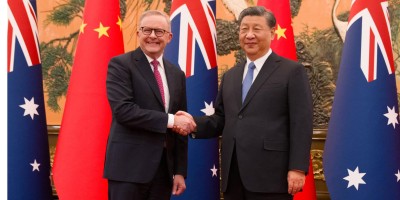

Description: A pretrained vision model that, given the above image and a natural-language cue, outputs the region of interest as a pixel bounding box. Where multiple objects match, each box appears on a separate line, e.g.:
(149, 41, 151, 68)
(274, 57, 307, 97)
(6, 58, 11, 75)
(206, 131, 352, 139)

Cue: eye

(155, 29, 164, 35)
(143, 27, 152, 34)
(240, 27, 249, 33)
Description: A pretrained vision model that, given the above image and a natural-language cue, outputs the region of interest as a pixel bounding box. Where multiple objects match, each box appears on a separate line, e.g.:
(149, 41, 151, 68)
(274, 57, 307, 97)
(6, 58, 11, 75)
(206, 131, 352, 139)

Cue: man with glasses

(103, 10, 195, 200)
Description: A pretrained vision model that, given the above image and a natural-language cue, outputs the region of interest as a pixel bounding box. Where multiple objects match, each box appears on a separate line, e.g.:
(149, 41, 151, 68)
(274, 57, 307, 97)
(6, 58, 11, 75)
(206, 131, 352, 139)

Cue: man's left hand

(172, 174, 186, 196)
(287, 170, 305, 195)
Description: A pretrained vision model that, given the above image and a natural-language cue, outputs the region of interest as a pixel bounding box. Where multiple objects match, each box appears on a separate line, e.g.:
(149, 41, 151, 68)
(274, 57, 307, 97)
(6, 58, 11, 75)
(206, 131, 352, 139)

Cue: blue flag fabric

(165, 0, 220, 199)
(323, 1, 400, 199)
(7, 0, 53, 199)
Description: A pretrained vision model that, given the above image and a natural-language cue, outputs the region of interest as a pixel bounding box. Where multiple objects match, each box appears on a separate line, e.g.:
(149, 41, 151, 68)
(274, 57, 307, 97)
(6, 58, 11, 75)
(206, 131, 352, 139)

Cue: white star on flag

(210, 164, 218, 177)
(395, 170, 400, 182)
(19, 97, 39, 120)
(30, 159, 40, 172)
(343, 166, 366, 190)
(383, 106, 398, 129)
(201, 101, 215, 116)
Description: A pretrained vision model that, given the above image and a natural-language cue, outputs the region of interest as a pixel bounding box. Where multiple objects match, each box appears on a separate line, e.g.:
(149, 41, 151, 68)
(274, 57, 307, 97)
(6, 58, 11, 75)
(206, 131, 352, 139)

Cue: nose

(149, 29, 157, 37)
(245, 31, 255, 39)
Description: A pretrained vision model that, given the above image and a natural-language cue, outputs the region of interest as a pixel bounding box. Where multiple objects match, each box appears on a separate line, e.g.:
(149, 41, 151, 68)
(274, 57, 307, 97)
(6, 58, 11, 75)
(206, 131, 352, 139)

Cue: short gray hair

(139, 10, 171, 31)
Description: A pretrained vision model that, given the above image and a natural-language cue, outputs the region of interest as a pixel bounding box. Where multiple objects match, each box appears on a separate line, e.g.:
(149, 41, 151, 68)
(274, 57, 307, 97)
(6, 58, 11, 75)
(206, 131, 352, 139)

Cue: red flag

(52, 0, 124, 199)
(257, 0, 317, 199)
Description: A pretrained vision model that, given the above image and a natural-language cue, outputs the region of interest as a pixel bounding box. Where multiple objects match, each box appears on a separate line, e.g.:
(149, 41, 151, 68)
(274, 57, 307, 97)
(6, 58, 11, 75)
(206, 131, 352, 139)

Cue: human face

(239, 15, 275, 61)
(137, 15, 172, 59)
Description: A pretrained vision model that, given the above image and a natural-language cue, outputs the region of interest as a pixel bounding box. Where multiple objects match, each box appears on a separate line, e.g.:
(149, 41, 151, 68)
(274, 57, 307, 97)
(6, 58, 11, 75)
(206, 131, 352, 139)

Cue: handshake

(173, 111, 196, 136)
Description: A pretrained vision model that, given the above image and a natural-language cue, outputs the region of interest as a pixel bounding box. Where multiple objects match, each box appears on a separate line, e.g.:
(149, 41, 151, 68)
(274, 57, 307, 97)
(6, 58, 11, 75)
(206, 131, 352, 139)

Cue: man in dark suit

(176, 6, 313, 200)
(103, 10, 195, 200)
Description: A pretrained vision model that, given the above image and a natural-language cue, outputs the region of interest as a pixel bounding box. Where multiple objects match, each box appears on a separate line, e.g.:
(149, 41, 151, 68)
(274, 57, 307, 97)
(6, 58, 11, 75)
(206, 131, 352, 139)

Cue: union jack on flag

(324, 0, 400, 199)
(165, 0, 220, 199)
(167, 0, 217, 77)
(7, 0, 41, 72)
(8, 0, 53, 199)
(347, 0, 395, 82)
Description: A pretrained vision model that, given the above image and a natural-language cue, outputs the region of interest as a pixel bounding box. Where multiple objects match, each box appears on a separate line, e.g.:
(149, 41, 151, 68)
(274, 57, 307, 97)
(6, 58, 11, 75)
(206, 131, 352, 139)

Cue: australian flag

(164, 0, 220, 199)
(7, 0, 53, 199)
(323, 0, 400, 199)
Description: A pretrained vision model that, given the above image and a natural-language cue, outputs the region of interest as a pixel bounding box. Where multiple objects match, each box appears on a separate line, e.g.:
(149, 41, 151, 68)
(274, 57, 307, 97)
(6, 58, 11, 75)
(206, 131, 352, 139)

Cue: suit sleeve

(106, 56, 168, 133)
(288, 64, 313, 173)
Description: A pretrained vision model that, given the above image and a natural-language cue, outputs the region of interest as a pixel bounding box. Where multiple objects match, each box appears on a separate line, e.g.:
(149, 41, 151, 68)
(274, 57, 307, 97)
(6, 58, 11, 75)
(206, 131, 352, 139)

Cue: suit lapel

(164, 60, 174, 113)
(133, 48, 164, 108)
(241, 52, 280, 110)
(234, 61, 246, 109)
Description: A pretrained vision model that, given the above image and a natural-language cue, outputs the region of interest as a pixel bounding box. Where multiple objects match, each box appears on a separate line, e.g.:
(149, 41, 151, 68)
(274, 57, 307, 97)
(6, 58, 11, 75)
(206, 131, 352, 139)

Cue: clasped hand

(173, 111, 196, 136)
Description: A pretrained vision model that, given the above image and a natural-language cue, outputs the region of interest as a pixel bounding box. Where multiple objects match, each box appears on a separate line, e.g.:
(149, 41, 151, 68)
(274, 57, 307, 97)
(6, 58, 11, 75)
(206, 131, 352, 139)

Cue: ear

(270, 27, 276, 38)
(166, 32, 173, 43)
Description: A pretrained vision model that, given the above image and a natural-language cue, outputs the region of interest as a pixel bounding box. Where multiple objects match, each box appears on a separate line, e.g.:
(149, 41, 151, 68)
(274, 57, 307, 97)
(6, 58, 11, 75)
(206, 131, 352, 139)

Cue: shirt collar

(246, 49, 272, 70)
(144, 54, 164, 69)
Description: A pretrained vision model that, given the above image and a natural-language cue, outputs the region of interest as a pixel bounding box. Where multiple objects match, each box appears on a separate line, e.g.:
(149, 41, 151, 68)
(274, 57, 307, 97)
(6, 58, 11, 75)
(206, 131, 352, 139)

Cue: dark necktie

(242, 62, 255, 102)
(151, 60, 165, 106)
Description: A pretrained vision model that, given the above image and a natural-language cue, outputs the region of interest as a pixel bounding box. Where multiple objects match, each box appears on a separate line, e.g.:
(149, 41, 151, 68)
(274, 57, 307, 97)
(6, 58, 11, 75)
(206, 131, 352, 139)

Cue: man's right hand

(173, 111, 196, 136)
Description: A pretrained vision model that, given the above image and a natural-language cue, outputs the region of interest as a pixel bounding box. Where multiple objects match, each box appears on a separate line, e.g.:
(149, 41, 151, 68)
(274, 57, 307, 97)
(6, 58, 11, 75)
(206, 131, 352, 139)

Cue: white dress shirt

(145, 54, 174, 128)
(242, 49, 272, 83)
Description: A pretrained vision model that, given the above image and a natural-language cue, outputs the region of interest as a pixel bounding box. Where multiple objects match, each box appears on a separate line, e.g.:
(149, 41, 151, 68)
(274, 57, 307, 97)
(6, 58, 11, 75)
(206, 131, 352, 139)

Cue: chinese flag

(52, 0, 124, 199)
(257, 0, 317, 199)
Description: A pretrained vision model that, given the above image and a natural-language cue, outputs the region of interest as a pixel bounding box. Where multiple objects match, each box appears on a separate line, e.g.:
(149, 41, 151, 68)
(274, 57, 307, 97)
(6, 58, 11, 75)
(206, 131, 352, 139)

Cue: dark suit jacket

(103, 47, 188, 184)
(195, 52, 313, 193)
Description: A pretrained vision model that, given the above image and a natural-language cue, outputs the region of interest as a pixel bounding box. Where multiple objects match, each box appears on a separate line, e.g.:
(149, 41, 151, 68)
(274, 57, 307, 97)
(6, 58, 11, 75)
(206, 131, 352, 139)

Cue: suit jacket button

(238, 115, 243, 119)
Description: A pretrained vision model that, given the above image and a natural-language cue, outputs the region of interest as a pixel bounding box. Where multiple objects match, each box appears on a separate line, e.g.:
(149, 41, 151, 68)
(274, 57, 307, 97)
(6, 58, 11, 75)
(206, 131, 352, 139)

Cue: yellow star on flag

(79, 22, 87, 34)
(116, 16, 122, 31)
(94, 22, 110, 38)
(275, 24, 287, 40)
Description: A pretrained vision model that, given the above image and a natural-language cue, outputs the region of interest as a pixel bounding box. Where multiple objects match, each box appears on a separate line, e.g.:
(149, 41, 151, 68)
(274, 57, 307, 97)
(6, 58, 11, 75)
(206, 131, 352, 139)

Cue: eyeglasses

(140, 27, 169, 37)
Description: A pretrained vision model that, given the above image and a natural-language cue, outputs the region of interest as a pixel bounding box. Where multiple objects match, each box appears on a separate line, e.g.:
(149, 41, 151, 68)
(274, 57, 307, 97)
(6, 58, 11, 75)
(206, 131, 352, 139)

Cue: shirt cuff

(167, 113, 174, 128)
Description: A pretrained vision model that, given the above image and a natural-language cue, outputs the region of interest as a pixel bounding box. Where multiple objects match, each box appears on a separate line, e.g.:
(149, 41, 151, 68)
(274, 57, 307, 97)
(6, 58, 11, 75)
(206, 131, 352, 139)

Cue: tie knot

(151, 60, 159, 68)
(248, 62, 255, 70)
